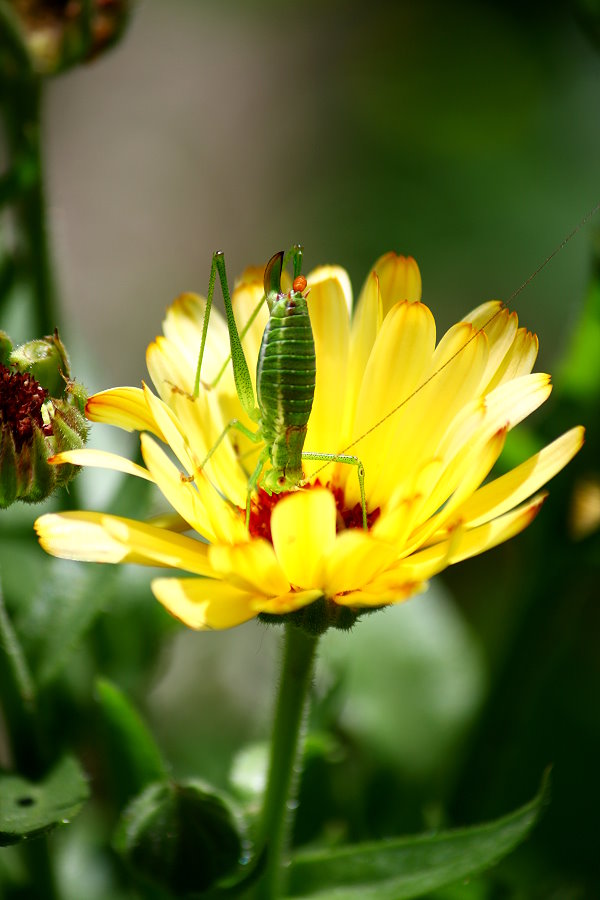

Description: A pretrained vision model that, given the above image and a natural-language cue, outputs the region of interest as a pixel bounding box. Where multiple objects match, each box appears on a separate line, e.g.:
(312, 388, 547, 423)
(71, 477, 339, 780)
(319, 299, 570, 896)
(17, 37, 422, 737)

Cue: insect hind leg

(301, 452, 368, 531)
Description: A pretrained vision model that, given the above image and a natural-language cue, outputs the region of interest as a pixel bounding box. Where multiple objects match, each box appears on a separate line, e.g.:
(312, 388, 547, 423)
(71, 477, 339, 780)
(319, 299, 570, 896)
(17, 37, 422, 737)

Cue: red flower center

(247, 480, 380, 541)
(0, 363, 52, 451)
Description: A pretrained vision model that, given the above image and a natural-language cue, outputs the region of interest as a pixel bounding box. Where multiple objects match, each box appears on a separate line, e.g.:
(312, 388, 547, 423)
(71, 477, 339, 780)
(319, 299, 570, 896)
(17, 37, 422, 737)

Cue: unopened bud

(10, 330, 70, 398)
(10, 0, 133, 77)
(0, 332, 88, 508)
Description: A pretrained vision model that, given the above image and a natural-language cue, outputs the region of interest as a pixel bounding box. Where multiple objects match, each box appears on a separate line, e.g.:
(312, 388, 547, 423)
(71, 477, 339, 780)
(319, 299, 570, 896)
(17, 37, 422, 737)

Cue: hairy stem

(254, 624, 319, 900)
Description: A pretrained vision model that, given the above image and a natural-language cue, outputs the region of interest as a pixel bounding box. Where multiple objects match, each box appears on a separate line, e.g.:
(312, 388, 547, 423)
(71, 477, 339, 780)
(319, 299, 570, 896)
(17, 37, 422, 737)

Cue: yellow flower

(35, 254, 583, 632)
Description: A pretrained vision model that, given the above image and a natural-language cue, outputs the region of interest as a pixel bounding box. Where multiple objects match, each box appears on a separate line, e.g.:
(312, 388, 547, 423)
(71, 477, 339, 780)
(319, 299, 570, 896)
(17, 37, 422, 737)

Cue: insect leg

(194, 251, 259, 422)
(245, 446, 271, 526)
(301, 452, 368, 531)
(198, 417, 262, 473)
(209, 289, 267, 389)
(201, 245, 304, 392)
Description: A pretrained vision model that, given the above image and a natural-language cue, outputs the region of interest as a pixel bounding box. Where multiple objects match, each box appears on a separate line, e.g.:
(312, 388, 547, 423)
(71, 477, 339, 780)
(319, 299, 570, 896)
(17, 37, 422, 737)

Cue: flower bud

(0, 332, 89, 508)
(9, 330, 70, 398)
(10, 0, 133, 77)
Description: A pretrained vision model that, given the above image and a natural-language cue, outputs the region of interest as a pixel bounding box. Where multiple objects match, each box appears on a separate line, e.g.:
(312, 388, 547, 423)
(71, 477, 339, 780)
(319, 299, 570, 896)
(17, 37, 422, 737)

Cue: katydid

(194, 247, 368, 528)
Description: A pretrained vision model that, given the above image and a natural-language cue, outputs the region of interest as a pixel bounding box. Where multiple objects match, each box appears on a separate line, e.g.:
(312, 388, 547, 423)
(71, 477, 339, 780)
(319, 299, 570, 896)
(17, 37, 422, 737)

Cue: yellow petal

(307, 265, 353, 316)
(270, 488, 336, 588)
(333, 571, 426, 607)
(304, 269, 351, 475)
(455, 426, 585, 527)
(151, 578, 257, 630)
(49, 449, 154, 482)
(167, 388, 248, 507)
(86, 387, 163, 438)
(407, 426, 508, 550)
(464, 302, 518, 392)
(140, 433, 215, 541)
(346, 271, 383, 439)
(162, 292, 210, 363)
(208, 538, 289, 595)
(162, 292, 232, 387)
(147, 335, 195, 401)
(485, 327, 539, 392)
(141, 431, 247, 545)
(254, 588, 324, 615)
(369, 252, 422, 316)
(323, 530, 397, 595)
(142, 383, 194, 474)
(483, 373, 552, 430)
(362, 320, 488, 509)
(35, 511, 214, 575)
(347, 300, 436, 505)
(402, 494, 547, 581)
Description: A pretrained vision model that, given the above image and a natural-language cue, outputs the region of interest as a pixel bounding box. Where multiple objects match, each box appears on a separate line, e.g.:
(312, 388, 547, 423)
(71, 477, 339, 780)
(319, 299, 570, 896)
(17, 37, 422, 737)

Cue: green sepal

(0, 429, 18, 508)
(50, 404, 88, 479)
(286, 772, 550, 899)
(0, 332, 13, 366)
(114, 779, 248, 895)
(259, 596, 380, 635)
(0, 756, 89, 846)
(23, 426, 55, 503)
(65, 378, 88, 415)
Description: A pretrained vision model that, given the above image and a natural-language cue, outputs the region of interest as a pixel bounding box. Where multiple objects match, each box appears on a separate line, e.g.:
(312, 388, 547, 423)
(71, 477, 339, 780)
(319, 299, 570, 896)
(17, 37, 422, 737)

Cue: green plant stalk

(253, 624, 319, 900)
(8, 80, 58, 337)
(0, 3, 59, 336)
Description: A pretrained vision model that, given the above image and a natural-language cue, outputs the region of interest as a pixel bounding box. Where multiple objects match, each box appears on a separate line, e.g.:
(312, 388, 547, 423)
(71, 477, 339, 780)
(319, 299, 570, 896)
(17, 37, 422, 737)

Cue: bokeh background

(1, 0, 600, 897)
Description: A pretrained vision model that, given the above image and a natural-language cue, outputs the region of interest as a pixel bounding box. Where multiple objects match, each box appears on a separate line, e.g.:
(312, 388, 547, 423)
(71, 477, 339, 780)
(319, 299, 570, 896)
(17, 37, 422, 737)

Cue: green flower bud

(0, 332, 89, 508)
(10, 330, 70, 398)
(114, 779, 247, 895)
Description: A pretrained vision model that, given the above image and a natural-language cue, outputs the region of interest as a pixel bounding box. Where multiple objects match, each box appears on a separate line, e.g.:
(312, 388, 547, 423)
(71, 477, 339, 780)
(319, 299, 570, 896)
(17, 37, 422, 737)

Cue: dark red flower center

(247, 480, 380, 541)
(0, 363, 52, 451)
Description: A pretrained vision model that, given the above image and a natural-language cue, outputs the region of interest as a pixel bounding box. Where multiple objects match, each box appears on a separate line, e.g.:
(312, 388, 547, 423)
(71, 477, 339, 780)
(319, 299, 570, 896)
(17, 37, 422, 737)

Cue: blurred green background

(1, 0, 599, 897)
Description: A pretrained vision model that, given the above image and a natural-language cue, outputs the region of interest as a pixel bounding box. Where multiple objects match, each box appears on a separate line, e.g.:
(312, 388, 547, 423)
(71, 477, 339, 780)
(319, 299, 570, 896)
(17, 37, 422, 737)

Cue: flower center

(247, 480, 380, 541)
(0, 363, 52, 451)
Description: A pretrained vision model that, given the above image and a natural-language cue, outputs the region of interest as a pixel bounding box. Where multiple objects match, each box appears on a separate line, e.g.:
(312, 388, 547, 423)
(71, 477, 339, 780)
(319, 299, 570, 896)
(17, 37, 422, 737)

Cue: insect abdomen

(257, 295, 315, 482)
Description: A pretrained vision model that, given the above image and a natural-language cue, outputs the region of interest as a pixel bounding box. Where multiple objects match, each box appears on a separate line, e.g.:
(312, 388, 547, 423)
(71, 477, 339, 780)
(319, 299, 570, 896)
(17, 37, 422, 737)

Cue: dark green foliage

(287, 774, 549, 899)
(0, 756, 88, 846)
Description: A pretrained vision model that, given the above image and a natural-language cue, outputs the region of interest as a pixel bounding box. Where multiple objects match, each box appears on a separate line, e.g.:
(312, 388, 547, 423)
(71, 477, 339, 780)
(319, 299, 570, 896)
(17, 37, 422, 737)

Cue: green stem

(254, 624, 319, 900)
(11, 80, 58, 336)
(0, 4, 59, 335)
(22, 836, 60, 900)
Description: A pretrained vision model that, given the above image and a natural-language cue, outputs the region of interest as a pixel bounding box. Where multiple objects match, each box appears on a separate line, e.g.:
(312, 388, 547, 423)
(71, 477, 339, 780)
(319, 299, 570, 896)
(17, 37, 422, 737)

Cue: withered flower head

(0, 330, 88, 508)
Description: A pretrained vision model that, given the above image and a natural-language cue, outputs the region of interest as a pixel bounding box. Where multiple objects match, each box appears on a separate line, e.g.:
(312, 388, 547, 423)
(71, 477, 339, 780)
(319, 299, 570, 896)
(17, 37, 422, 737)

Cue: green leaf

(558, 237, 600, 404)
(95, 677, 168, 806)
(286, 773, 549, 899)
(114, 779, 247, 895)
(0, 756, 89, 846)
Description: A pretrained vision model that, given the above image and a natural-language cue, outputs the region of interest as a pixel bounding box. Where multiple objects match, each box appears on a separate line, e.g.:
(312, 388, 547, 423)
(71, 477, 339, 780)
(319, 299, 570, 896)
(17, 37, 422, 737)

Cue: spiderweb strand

(310, 198, 600, 476)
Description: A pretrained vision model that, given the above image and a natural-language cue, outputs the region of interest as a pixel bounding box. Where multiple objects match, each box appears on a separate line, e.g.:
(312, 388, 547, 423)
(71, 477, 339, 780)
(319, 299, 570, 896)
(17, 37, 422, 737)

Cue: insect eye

(293, 275, 307, 293)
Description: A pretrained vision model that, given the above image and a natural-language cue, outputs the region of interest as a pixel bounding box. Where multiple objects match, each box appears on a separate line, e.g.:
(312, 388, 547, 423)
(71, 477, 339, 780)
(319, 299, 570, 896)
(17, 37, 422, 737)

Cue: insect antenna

(310, 198, 600, 478)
